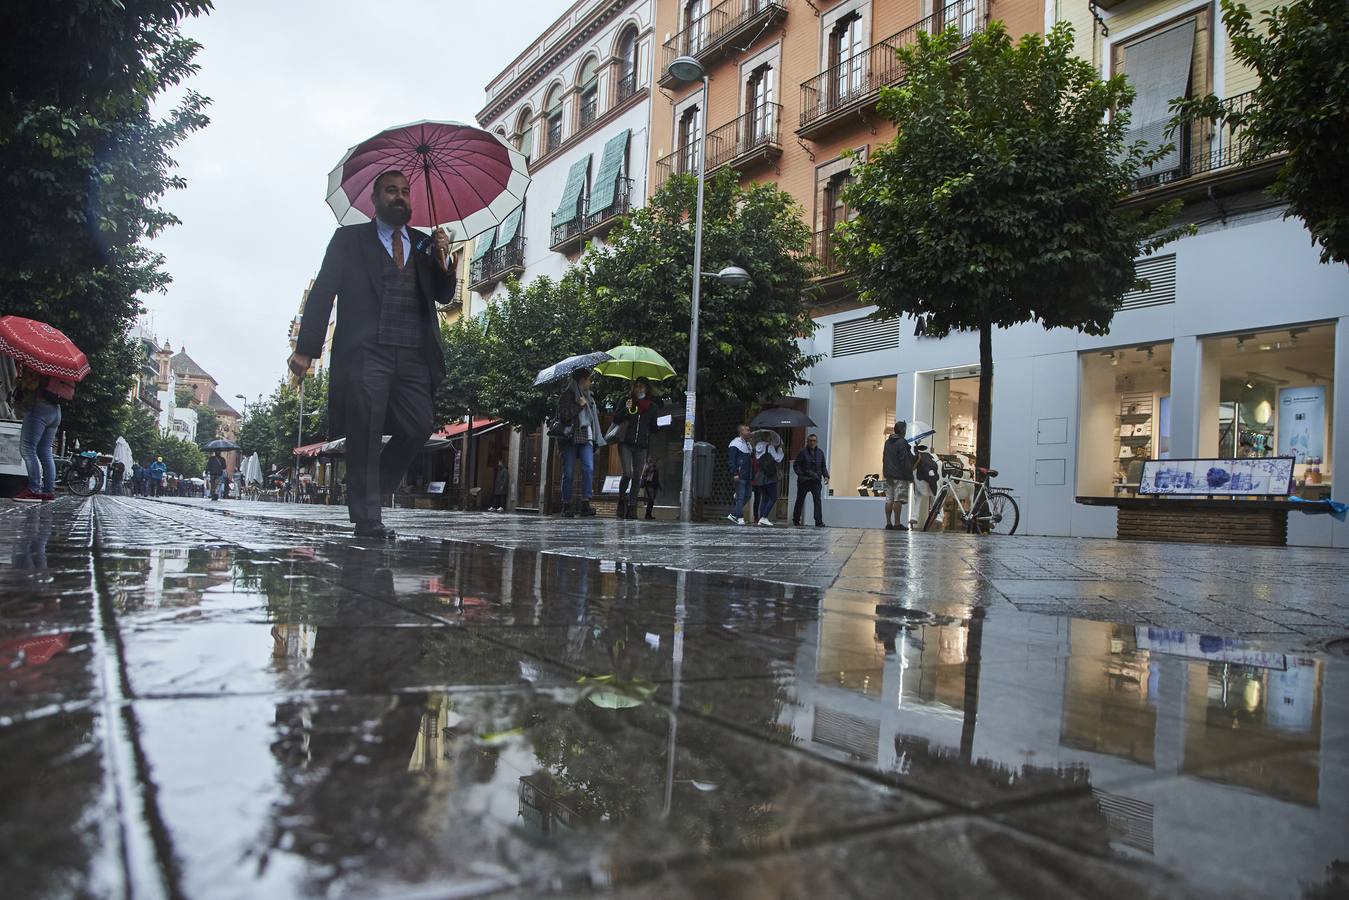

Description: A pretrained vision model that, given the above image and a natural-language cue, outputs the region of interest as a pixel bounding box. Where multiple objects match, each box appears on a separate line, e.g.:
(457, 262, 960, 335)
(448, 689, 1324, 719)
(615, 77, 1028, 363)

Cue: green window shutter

(471, 228, 496, 261)
(495, 207, 524, 248)
(588, 129, 631, 213)
(552, 154, 592, 228)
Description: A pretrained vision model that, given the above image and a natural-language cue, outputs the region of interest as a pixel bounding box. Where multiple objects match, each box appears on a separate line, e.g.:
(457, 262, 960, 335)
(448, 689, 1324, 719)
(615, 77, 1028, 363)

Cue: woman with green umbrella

(596, 348, 674, 521)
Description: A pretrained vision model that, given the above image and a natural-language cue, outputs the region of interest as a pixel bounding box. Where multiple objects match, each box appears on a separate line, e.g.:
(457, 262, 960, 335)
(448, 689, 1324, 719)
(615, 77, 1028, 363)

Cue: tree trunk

(461, 413, 475, 511)
(976, 320, 993, 477)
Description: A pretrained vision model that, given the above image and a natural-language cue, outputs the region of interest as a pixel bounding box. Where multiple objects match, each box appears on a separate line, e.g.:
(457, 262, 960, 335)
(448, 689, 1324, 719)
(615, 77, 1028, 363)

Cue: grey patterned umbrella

(533, 352, 612, 387)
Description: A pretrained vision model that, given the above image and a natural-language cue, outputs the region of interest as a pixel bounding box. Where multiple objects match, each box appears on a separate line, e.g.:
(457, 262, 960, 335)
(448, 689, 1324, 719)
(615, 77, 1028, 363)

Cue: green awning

(552, 154, 592, 228)
(495, 206, 523, 248)
(471, 228, 496, 261)
(588, 130, 631, 213)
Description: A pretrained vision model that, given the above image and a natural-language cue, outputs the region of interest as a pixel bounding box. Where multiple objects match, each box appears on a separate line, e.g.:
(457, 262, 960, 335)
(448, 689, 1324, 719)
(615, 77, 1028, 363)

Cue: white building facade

(469, 0, 655, 312)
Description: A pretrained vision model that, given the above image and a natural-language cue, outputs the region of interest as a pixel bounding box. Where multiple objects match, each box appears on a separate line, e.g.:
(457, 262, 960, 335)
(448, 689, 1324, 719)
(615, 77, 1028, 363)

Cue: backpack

(43, 376, 76, 402)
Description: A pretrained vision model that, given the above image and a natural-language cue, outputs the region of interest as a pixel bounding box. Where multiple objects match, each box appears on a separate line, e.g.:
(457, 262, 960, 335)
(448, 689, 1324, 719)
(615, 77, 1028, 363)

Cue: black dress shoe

(354, 523, 395, 540)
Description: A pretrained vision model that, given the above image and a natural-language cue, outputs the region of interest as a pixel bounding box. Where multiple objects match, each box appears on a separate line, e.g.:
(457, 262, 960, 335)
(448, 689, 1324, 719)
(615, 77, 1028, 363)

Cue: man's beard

(378, 202, 412, 227)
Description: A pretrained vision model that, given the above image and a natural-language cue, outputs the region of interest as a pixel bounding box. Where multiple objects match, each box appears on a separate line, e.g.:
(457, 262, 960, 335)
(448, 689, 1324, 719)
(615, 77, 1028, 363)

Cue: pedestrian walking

(12, 367, 70, 502)
(109, 460, 125, 496)
(883, 421, 915, 530)
(206, 452, 227, 501)
(489, 461, 509, 511)
(130, 461, 143, 496)
(610, 377, 661, 520)
(753, 432, 784, 526)
(555, 368, 605, 518)
(148, 457, 167, 497)
(290, 170, 456, 540)
(725, 424, 753, 525)
(640, 456, 661, 520)
(792, 433, 829, 527)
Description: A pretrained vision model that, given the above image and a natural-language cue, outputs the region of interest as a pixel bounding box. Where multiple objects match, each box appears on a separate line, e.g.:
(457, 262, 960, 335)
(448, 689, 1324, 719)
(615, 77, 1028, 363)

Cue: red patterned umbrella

(0, 316, 91, 380)
(325, 119, 529, 243)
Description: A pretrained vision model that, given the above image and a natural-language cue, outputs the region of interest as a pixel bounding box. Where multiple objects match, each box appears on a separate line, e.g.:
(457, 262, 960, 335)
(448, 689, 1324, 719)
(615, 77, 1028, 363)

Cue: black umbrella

(533, 351, 612, 388)
(751, 407, 816, 429)
(202, 439, 241, 452)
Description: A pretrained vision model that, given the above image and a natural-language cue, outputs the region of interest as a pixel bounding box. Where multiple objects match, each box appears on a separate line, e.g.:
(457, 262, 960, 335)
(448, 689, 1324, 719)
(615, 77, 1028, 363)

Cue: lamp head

(716, 265, 751, 286)
(667, 55, 706, 84)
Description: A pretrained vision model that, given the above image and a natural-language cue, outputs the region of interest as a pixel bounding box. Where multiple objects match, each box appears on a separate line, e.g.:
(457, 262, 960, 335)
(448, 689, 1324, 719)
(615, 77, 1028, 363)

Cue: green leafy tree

(237, 372, 328, 471)
(837, 22, 1186, 475)
(0, 1, 211, 447)
(437, 316, 493, 424)
(153, 433, 206, 477)
(118, 402, 160, 463)
(193, 405, 219, 447)
(1172, 0, 1349, 264)
(583, 169, 819, 423)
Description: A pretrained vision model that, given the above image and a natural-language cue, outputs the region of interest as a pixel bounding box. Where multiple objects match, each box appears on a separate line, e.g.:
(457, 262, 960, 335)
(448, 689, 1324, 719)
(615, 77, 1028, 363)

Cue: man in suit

(289, 170, 456, 539)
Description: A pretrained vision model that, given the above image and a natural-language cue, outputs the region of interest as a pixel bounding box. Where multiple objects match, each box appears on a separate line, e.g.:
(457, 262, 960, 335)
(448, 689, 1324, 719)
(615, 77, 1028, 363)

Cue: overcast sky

(142, 0, 567, 411)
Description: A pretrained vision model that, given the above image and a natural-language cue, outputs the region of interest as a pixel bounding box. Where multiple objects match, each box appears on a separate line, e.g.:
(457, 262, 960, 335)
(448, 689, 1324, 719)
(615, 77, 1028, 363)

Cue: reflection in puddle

(0, 502, 1346, 898)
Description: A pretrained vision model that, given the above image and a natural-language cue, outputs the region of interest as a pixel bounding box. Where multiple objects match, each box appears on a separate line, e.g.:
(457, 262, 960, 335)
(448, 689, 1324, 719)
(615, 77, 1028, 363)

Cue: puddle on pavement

(1, 501, 1346, 899)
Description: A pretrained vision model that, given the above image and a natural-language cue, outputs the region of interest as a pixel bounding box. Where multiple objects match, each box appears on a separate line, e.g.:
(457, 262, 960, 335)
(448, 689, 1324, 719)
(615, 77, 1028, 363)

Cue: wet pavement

(2, 496, 1348, 899)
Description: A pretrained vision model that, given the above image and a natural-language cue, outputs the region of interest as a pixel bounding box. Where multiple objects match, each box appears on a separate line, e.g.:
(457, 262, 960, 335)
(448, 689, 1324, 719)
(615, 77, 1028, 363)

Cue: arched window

(544, 85, 564, 153)
(578, 57, 600, 129)
(515, 107, 535, 161)
(616, 26, 639, 102)
(678, 105, 700, 175)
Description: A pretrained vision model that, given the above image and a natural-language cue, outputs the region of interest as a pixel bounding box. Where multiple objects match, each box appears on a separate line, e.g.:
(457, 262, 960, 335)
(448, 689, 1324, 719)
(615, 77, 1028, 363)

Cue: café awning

(426, 418, 503, 449)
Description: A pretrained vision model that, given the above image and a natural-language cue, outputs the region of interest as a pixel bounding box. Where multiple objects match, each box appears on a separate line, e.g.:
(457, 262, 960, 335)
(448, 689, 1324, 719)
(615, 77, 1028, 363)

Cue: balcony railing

(551, 212, 586, 252)
(811, 228, 846, 278)
(1130, 91, 1266, 193)
(660, 0, 788, 84)
(583, 177, 635, 233)
(655, 103, 783, 188)
(468, 235, 526, 289)
(546, 119, 562, 154)
(799, 0, 987, 133)
(579, 94, 598, 130)
(615, 70, 638, 104)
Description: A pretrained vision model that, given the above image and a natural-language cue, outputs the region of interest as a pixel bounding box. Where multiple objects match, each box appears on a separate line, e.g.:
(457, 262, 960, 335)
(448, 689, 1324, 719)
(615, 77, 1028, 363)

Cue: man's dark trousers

(344, 345, 434, 529)
(793, 479, 824, 525)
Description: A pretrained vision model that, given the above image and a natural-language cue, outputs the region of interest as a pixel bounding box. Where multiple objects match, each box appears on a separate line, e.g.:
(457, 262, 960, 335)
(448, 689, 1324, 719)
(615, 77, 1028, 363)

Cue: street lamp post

(666, 55, 752, 523)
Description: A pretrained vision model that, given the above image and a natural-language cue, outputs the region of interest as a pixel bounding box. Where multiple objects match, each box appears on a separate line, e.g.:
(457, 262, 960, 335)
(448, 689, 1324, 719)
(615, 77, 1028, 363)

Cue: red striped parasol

(0, 316, 91, 381)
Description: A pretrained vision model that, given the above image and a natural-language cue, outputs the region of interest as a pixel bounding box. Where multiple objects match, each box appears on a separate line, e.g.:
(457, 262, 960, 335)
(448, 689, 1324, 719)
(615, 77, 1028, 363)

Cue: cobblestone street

(2, 496, 1347, 898)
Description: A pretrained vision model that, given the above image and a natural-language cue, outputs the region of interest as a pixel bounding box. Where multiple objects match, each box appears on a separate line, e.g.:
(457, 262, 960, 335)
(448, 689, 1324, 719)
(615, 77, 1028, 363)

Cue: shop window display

(931, 374, 980, 462)
(1077, 343, 1174, 496)
(830, 378, 897, 497)
(1200, 324, 1334, 500)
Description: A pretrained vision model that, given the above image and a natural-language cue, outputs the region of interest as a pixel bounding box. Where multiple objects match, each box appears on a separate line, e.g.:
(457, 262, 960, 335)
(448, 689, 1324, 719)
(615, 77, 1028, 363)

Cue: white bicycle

(920, 462, 1020, 535)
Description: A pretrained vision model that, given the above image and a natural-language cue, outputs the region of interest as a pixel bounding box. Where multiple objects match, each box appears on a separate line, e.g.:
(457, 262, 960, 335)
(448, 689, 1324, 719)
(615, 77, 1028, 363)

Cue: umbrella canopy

(593, 346, 677, 382)
(751, 407, 816, 429)
(243, 453, 264, 487)
(112, 437, 134, 472)
(202, 439, 241, 452)
(750, 429, 784, 449)
(0, 316, 91, 381)
(906, 420, 936, 445)
(326, 120, 529, 243)
(533, 351, 612, 388)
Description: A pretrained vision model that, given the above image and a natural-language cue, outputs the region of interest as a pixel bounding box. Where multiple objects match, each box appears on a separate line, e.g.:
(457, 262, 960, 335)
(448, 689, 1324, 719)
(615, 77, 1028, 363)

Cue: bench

(1079, 457, 1298, 546)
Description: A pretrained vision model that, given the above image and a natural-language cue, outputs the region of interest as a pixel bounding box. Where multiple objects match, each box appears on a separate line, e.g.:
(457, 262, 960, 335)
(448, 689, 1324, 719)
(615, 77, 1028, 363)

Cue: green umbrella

(593, 345, 676, 382)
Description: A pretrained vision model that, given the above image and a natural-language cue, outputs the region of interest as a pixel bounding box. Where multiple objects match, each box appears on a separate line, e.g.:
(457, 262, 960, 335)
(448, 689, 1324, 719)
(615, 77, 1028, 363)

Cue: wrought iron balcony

(811, 228, 846, 279)
(615, 70, 638, 104)
(583, 177, 635, 235)
(655, 103, 783, 189)
(551, 212, 587, 253)
(1130, 91, 1269, 193)
(659, 0, 788, 86)
(579, 94, 598, 130)
(798, 0, 987, 137)
(546, 120, 563, 154)
(468, 236, 527, 290)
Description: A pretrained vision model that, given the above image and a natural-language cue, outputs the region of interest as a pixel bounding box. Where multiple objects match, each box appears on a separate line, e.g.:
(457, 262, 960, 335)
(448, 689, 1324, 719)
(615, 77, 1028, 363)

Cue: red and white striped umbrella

(325, 119, 529, 243)
(0, 316, 91, 381)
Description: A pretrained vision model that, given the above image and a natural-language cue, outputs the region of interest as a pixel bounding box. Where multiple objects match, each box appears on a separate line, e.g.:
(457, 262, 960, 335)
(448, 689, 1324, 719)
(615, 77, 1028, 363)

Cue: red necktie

(392, 229, 405, 270)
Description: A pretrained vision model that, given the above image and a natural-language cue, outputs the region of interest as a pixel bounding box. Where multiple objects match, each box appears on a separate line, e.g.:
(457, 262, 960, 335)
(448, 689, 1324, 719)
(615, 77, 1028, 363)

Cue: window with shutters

(829, 13, 865, 105)
(684, 0, 706, 55)
(577, 57, 600, 131)
(678, 105, 700, 176)
(1113, 10, 1212, 184)
(544, 86, 564, 153)
(616, 26, 639, 103)
(745, 64, 776, 148)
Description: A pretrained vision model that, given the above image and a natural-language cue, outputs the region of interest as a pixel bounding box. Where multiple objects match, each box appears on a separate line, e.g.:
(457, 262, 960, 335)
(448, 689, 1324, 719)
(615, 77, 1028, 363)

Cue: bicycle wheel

(921, 489, 945, 532)
(66, 466, 105, 497)
(984, 491, 1019, 535)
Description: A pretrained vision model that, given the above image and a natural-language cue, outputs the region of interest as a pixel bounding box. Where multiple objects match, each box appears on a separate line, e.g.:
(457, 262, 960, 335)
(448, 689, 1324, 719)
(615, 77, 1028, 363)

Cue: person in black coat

(792, 433, 830, 527)
(610, 377, 662, 520)
(289, 171, 456, 539)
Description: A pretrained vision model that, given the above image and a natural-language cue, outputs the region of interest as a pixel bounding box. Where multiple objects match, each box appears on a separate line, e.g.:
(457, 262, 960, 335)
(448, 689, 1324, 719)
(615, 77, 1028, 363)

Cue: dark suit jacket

(295, 221, 456, 438)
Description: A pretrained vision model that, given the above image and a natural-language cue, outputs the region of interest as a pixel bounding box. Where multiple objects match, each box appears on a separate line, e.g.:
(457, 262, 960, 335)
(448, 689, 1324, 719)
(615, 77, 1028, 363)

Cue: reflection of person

(883, 422, 915, 531)
(12, 506, 53, 573)
(555, 368, 605, 518)
(290, 170, 456, 540)
(792, 433, 829, 527)
(726, 425, 753, 526)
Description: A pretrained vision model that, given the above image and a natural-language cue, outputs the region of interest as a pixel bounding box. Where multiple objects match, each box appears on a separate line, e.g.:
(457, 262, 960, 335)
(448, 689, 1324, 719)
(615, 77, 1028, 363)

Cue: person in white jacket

(753, 434, 785, 526)
(726, 425, 754, 525)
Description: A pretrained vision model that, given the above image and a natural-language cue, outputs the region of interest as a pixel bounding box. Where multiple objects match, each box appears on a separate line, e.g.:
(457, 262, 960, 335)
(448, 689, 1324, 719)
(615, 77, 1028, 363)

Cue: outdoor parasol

(0, 316, 91, 381)
(593, 346, 677, 382)
(326, 120, 529, 243)
(533, 351, 613, 388)
(751, 407, 816, 429)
